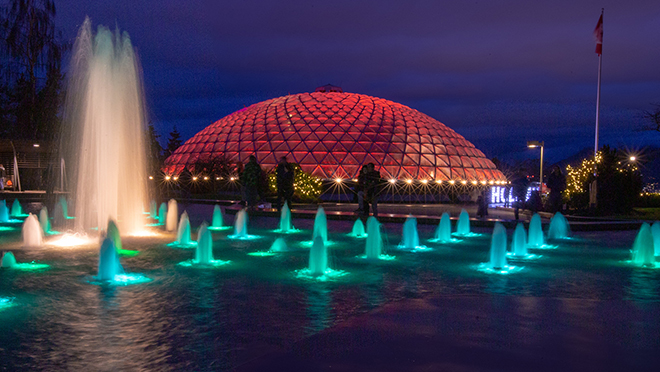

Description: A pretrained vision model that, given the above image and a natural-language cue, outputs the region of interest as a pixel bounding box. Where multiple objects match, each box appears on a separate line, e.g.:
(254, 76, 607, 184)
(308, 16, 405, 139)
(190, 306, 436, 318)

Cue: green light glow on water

(623, 260, 660, 269)
(0, 226, 18, 232)
(247, 251, 277, 257)
(397, 244, 432, 252)
(2, 219, 23, 224)
(45, 230, 62, 236)
(227, 234, 261, 240)
(145, 222, 164, 227)
(271, 228, 302, 234)
(208, 226, 232, 231)
(295, 268, 348, 281)
(300, 240, 336, 248)
(89, 273, 152, 286)
(11, 262, 50, 271)
(476, 263, 523, 275)
(528, 244, 558, 250)
(166, 242, 198, 249)
(452, 232, 482, 238)
(357, 254, 396, 261)
(178, 259, 231, 267)
(347, 233, 368, 238)
(0, 297, 15, 310)
(506, 253, 541, 260)
(428, 238, 461, 244)
(117, 249, 140, 257)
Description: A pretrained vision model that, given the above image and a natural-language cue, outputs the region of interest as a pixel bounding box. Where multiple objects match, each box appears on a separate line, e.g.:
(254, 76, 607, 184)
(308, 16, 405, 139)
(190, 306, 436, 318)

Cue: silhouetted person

(0, 164, 5, 191)
(365, 163, 383, 217)
(477, 191, 488, 218)
(276, 156, 295, 211)
(240, 155, 264, 209)
(512, 175, 529, 221)
(546, 166, 566, 213)
(356, 165, 369, 215)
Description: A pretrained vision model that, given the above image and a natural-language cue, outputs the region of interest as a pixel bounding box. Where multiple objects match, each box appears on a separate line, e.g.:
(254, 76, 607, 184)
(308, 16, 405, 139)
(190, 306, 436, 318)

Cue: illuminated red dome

(164, 90, 505, 181)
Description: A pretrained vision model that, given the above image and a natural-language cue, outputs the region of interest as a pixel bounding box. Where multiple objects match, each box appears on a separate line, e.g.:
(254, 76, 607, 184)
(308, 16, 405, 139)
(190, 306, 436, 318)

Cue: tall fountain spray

(313, 206, 328, 244)
(400, 215, 420, 249)
(195, 222, 213, 264)
(490, 223, 507, 270)
(365, 216, 383, 259)
(456, 209, 470, 236)
(22, 214, 43, 247)
(107, 219, 123, 251)
(97, 238, 123, 280)
(279, 202, 294, 233)
(308, 236, 328, 276)
(434, 212, 452, 242)
(351, 219, 366, 237)
(632, 223, 655, 267)
(149, 200, 157, 219)
(166, 199, 178, 232)
(66, 18, 148, 234)
(548, 212, 570, 240)
(212, 205, 224, 229)
(651, 221, 660, 257)
(528, 213, 544, 248)
(53, 197, 68, 228)
(511, 223, 528, 257)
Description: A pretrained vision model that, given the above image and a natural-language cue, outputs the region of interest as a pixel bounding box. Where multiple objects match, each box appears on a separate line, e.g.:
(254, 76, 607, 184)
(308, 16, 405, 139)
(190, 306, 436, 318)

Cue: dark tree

(594, 146, 642, 215)
(1, 0, 66, 140)
(642, 103, 660, 132)
(164, 125, 182, 159)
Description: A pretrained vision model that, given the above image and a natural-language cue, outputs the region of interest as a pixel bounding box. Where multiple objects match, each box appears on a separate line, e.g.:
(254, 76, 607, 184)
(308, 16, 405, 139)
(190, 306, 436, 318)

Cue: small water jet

(455, 209, 472, 237)
(149, 200, 157, 219)
(312, 206, 328, 244)
(195, 222, 213, 263)
(1, 251, 49, 270)
(270, 237, 288, 252)
(10, 199, 23, 218)
(39, 207, 50, 234)
(158, 202, 167, 225)
(166, 199, 178, 232)
(309, 236, 328, 276)
(107, 219, 138, 256)
(362, 216, 394, 260)
(490, 223, 508, 270)
(1, 251, 17, 268)
(228, 208, 258, 240)
(651, 221, 660, 256)
(22, 214, 43, 247)
(478, 222, 521, 274)
(208, 204, 230, 231)
(350, 219, 367, 238)
(168, 211, 196, 248)
(430, 212, 455, 243)
(52, 197, 69, 228)
(632, 223, 656, 267)
(507, 223, 539, 260)
(278, 202, 296, 233)
(548, 212, 570, 240)
(528, 213, 545, 248)
(399, 215, 429, 251)
(97, 238, 123, 280)
(0, 200, 9, 222)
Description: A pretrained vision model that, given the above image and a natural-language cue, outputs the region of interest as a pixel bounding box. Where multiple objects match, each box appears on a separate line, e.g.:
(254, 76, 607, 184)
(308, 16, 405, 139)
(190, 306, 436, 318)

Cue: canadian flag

(593, 14, 603, 55)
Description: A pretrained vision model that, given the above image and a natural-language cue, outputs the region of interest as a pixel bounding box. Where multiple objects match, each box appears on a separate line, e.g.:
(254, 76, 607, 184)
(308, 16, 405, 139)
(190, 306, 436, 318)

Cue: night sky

(56, 0, 660, 163)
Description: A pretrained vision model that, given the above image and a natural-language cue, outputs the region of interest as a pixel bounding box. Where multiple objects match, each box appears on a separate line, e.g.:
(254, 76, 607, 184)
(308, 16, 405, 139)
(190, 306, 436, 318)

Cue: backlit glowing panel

(164, 91, 505, 181)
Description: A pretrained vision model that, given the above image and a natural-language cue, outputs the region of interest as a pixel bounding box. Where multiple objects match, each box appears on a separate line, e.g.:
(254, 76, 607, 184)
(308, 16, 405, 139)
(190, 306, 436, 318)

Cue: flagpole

(594, 9, 603, 158)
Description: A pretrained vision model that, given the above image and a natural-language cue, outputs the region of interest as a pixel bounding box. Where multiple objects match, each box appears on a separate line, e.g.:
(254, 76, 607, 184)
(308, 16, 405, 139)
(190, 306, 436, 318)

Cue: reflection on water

(0, 216, 656, 370)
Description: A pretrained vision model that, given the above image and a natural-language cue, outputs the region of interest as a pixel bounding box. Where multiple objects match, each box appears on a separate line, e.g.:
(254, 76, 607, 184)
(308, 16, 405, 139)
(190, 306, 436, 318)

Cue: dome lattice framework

(164, 90, 505, 182)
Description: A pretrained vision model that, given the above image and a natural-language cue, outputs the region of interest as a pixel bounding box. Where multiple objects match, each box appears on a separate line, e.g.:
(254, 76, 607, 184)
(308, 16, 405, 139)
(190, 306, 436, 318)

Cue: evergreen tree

(164, 125, 182, 159)
(146, 122, 163, 175)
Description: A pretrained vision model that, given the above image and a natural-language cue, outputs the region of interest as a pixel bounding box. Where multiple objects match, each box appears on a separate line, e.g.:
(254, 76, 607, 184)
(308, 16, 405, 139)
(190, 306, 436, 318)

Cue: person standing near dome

(276, 156, 294, 211)
(240, 155, 264, 210)
(365, 163, 384, 217)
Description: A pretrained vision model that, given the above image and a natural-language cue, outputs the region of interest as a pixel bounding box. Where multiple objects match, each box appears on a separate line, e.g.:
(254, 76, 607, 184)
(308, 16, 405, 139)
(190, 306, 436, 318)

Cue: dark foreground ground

(236, 294, 660, 372)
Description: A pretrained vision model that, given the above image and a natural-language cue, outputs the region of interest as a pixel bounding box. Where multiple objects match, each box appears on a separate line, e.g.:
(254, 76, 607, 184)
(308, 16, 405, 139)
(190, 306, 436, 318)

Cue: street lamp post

(527, 141, 544, 192)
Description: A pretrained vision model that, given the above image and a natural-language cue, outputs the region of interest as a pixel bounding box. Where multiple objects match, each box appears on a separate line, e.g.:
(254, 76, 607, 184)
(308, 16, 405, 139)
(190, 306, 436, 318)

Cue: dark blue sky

(56, 0, 660, 163)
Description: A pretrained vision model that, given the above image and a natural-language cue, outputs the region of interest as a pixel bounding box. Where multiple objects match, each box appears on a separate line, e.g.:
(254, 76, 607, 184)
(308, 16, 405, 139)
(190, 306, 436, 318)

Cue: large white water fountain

(66, 18, 148, 234)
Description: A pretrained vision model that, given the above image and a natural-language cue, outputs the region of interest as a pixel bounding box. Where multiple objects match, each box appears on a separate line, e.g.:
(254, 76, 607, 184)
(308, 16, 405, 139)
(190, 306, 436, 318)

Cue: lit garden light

(406, 179, 412, 184)
(165, 176, 171, 180)
(421, 179, 428, 184)
(389, 178, 396, 184)
(527, 140, 545, 187)
(335, 178, 342, 183)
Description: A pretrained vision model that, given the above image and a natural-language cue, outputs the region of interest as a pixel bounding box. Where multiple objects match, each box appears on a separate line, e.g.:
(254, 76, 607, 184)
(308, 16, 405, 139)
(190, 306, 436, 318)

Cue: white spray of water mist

(66, 18, 148, 234)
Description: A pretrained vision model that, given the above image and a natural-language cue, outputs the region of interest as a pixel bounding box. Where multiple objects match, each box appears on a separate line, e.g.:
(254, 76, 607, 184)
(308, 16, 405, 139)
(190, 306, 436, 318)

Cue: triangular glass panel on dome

(403, 154, 420, 165)
(256, 141, 270, 151)
(312, 143, 327, 152)
(460, 157, 473, 168)
(261, 153, 277, 165)
(300, 153, 317, 164)
(310, 165, 325, 178)
(319, 153, 336, 164)
(291, 142, 307, 152)
(344, 153, 360, 165)
(419, 155, 434, 167)
(322, 140, 338, 151)
(382, 155, 398, 166)
(274, 142, 290, 152)
(284, 132, 302, 141)
(446, 146, 458, 155)
(213, 142, 225, 152)
(322, 165, 341, 178)
(438, 167, 451, 180)
(274, 151, 290, 161)
(449, 156, 462, 167)
(291, 152, 307, 163)
(465, 168, 478, 179)
(452, 168, 466, 179)
(436, 155, 449, 167)
(418, 168, 433, 180)
(227, 142, 239, 152)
